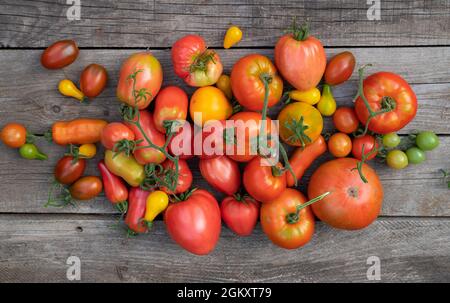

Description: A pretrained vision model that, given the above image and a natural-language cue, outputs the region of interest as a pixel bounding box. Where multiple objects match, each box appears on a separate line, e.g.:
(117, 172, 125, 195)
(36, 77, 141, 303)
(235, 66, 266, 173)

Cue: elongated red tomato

(160, 159, 193, 195)
(354, 72, 417, 134)
(324, 51, 356, 86)
(54, 156, 86, 185)
(80, 64, 108, 98)
(101, 122, 135, 150)
(126, 111, 166, 165)
(69, 176, 103, 201)
(199, 156, 241, 195)
(125, 187, 150, 234)
(153, 86, 188, 133)
(275, 26, 326, 91)
(41, 40, 79, 69)
(117, 52, 163, 109)
(165, 189, 221, 255)
(98, 160, 128, 205)
(221, 195, 260, 236)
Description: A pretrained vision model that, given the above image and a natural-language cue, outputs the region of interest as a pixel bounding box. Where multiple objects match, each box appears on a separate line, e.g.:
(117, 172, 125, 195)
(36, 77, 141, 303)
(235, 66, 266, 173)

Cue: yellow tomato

(289, 87, 321, 105)
(79, 143, 96, 158)
(278, 102, 323, 147)
(144, 190, 169, 226)
(216, 74, 233, 99)
(58, 79, 86, 102)
(317, 84, 336, 116)
(223, 25, 243, 49)
(190, 86, 232, 126)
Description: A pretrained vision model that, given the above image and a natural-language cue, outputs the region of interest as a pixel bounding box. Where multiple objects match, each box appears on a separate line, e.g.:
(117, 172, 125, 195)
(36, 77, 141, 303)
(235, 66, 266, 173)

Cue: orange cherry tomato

(333, 107, 360, 134)
(1, 123, 27, 148)
(328, 133, 352, 158)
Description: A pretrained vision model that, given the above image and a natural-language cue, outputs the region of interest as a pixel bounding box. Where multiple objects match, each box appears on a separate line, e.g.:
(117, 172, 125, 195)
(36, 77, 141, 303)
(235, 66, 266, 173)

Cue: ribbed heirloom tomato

(221, 195, 259, 236)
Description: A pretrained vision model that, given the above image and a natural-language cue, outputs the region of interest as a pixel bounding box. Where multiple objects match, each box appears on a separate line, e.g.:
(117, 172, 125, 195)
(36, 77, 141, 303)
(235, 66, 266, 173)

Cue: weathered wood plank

(1, 0, 450, 48)
(0, 48, 449, 216)
(0, 215, 448, 282)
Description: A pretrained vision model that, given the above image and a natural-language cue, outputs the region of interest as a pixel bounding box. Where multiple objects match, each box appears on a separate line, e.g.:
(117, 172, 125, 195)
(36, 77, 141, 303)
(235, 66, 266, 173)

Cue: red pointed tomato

(354, 72, 417, 134)
(41, 40, 79, 69)
(171, 35, 223, 87)
(274, 26, 326, 91)
(54, 156, 86, 185)
(117, 52, 163, 109)
(230, 54, 283, 111)
(308, 158, 383, 230)
(126, 111, 166, 165)
(260, 188, 315, 249)
(221, 195, 260, 236)
(125, 187, 150, 234)
(100, 122, 135, 150)
(199, 156, 241, 195)
(80, 64, 108, 98)
(352, 134, 379, 160)
(160, 159, 193, 195)
(153, 86, 188, 133)
(164, 189, 221, 255)
(98, 160, 128, 206)
(243, 156, 287, 203)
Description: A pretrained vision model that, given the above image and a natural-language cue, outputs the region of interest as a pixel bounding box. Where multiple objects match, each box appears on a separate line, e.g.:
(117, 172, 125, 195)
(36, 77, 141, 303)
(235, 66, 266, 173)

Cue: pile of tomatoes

(0, 22, 439, 255)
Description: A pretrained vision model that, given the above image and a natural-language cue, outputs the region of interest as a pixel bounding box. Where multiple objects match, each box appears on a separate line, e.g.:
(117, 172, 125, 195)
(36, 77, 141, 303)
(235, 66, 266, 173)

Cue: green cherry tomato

(19, 143, 48, 160)
(406, 147, 426, 164)
(382, 133, 401, 148)
(416, 131, 439, 151)
(386, 150, 408, 169)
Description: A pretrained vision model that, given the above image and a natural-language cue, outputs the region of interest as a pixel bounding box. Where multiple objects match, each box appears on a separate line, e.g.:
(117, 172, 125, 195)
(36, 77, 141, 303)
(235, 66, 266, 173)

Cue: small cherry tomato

(416, 131, 440, 151)
(58, 79, 85, 102)
(288, 87, 321, 105)
(19, 143, 48, 160)
(41, 40, 79, 69)
(352, 135, 379, 160)
(55, 156, 86, 185)
(1, 123, 27, 148)
(80, 64, 108, 98)
(69, 176, 103, 200)
(382, 133, 401, 148)
(79, 143, 96, 158)
(406, 147, 426, 164)
(328, 133, 352, 158)
(223, 25, 243, 49)
(324, 51, 356, 86)
(386, 150, 409, 169)
(216, 74, 233, 99)
(333, 107, 359, 134)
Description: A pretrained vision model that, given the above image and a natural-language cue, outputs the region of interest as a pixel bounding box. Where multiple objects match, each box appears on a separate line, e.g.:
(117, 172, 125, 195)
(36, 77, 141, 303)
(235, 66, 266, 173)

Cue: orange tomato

(189, 86, 232, 126)
(1, 123, 27, 148)
(328, 133, 352, 158)
(333, 107, 359, 134)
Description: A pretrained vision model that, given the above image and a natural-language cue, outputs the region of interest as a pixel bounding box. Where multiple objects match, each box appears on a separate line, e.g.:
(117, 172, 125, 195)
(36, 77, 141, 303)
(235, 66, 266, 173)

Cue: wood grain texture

(0, 48, 449, 216)
(1, 0, 450, 48)
(0, 215, 449, 282)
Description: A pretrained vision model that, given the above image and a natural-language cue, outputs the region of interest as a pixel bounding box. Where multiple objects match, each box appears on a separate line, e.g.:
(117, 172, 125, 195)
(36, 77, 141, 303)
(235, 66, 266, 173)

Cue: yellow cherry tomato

(216, 74, 233, 100)
(58, 79, 86, 102)
(79, 143, 96, 158)
(317, 84, 336, 116)
(190, 86, 233, 126)
(288, 87, 321, 105)
(144, 190, 169, 227)
(223, 25, 243, 49)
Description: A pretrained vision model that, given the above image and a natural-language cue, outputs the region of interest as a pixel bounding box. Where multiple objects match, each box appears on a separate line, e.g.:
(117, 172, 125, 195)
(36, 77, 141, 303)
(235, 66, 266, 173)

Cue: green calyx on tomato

(288, 19, 309, 41)
(283, 115, 312, 147)
(19, 143, 48, 160)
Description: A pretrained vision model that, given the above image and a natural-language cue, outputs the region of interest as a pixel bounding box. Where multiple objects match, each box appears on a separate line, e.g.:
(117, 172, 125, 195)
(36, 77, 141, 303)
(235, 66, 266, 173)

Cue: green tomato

(406, 147, 426, 164)
(19, 143, 48, 160)
(386, 150, 408, 169)
(382, 133, 401, 148)
(416, 131, 439, 151)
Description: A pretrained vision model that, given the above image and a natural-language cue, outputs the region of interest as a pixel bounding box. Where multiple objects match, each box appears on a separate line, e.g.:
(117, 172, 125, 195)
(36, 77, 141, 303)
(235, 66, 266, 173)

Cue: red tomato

(230, 54, 283, 111)
(41, 40, 79, 69)
(195, 120, 226, 160)
(125, 187, 150, 234)
(54, 156, 86, 185)
(171, 35, 223, 87)
(260, 188, 315, 249)
(98, 160, 128, 205)
(274, 29, 326, 91)
(80, 64, 108, 98)
(168, 121, 194, 160)
(0, 122, 27, 148)
(153, 86, 188, 133)
(333, 107, 359, 134)
(69, 176, 103, 201)
(117, 52, 163, 109)
(308, 158, 383, 230)
(352, 135, 379, 160)
(160, 159, 193, 195)
(221, 195, 260, 236)
(126, 111, 166, 165)
(101, 122, 135, 150)
(324, 51, 356, 86)
(199, 156, 241, 195)
(164, 189, 221, 255)
(243, 156, 287, 203)
(226, 111, 273, 162)
(354, 72, 417, 134)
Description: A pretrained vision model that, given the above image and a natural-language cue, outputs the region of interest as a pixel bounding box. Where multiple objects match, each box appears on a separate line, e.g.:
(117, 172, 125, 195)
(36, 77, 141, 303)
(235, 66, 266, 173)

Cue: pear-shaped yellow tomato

(143, 190, 169, 227)
(317, 84, 336, 116)
(189, 86, 232, 126)
(223, 26, 243, 49)
(288, 87, 321, 105)
(79, 143, 97, 158)
(58, 79, 86, 102)
(278, 102, 323, 147)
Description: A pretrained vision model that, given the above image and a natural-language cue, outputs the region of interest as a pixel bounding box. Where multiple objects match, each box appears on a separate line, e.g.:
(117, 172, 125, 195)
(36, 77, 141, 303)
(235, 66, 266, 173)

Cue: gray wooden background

(0, 0, 449, 282)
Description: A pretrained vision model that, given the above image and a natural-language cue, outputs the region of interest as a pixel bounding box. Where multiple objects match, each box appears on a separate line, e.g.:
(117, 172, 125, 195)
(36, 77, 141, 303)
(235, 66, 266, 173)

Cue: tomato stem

(289, 18, 309, 41)
(286, 191, 330, 224)
(353, 143, 378, 183)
